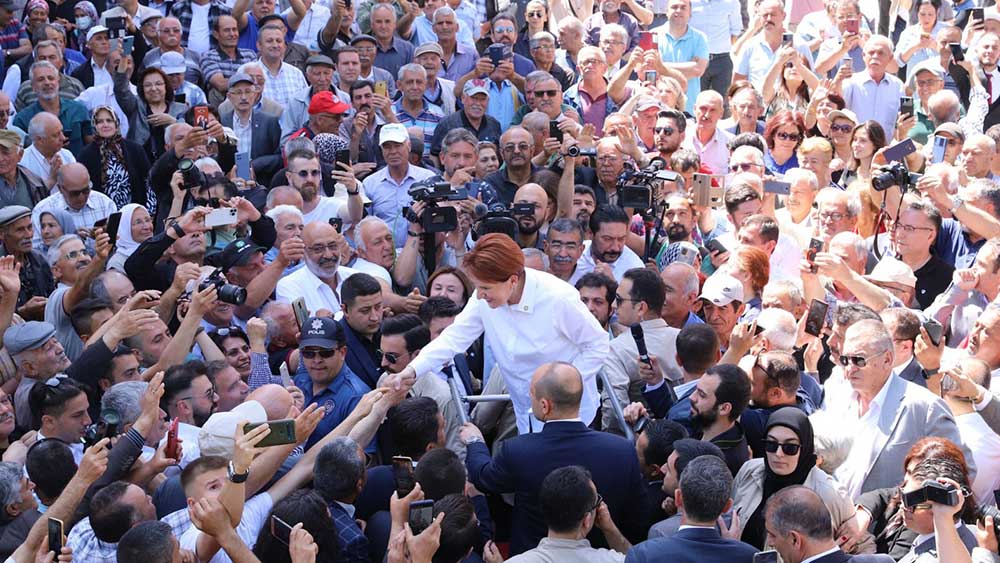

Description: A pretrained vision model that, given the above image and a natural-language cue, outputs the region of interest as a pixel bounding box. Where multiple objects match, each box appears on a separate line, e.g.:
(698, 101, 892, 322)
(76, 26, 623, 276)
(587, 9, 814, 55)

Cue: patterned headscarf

(93, 105, 125, 190)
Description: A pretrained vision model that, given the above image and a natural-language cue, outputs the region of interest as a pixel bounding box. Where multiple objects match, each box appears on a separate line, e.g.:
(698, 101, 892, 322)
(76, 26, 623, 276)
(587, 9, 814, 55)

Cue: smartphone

(112, 37, 121, 54)
(165, 417, 180, 460)
(972, 7, 984, 21)
(691, 173, 711, 207)
(488, 44, 504, 66)
(807, 237, 824, 264)
(392, 456, 416, 498)
(205, 207, 238, 228)
(804, 299, 829, 337)
(107, 16, 125, 32)
(47, 518, 63, 556)
(374, 80, 388, 97)
(753, 551, 779, 563)
(409, 500, 435, 535)
(926, 135, 948, 165)
(235, 152, 251, 180)
(763, 179, 791, 195)
(335, 149, 351, 168)
(922, 318, 943, 347)
(782, 32, 793, 46)
(950, 43, 965, 62)
(644, 70, 657, 83)
(638, 30, 655, 51)
(243, 419, 297, 447)
(884, 137, 916, 163)
(193, 106, 210, 128)
(549, 120, 563, 142)
(122, 35, 134, 56)
(844, 18, 859, 34)
(899, 96, 914, 118)
(291, 297, 308, 330)
(270, 515, 293, 545)
(328, 217, 343, 233)
(704, 238, 727, 256)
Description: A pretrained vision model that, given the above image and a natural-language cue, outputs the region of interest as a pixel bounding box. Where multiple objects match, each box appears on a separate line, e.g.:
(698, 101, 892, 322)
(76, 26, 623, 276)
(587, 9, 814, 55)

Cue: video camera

(178, 158, 207, 191)
(473, 203, 519, 240)
(872, 162, 921, 192)
(901, 480, 959, 508)
(199, 268, 247, 306)
(407, 180, 469, 233)
(617, 159, 681, 212)
(83, 408, 121, 448)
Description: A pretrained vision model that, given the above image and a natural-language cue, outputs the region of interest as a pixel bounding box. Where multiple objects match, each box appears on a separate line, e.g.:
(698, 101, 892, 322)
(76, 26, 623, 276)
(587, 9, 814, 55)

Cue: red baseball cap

(308, 91, 351, 115)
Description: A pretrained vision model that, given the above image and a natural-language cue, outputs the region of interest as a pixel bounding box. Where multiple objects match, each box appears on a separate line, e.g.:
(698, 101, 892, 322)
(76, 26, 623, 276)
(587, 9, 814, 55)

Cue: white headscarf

(115, 204, 147, 258)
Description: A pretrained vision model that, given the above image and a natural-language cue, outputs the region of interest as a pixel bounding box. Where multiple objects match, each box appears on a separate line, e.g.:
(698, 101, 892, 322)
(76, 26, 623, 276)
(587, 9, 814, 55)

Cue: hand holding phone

(243, 420, 297, 447)
(409, 500, 435, 535)
(165, 418, 180, 459)
(392, 456, 416, 497)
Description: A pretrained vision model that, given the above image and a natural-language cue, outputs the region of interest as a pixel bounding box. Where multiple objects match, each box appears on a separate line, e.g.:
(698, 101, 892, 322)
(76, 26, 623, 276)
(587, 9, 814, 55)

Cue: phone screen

(804, 299, 829, 337)
(950, 43, 965, 62)
(409, 500, 434, 535)
(931, 136, 948, 164)
(392, 456, 416, 497)
(47, 518, 63, 555)
(244, 420, 297, 447)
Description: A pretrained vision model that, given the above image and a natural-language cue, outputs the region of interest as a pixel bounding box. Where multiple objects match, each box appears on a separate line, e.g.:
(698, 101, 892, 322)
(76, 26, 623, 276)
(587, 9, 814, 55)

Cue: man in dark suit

(625, 455, 757, 562)
(339, 273, 383, 390)
(314, 436, 370, 563)
(765, 486, 895, 563)
(220, 72, 282, 185)
(462, 361, 648, 555)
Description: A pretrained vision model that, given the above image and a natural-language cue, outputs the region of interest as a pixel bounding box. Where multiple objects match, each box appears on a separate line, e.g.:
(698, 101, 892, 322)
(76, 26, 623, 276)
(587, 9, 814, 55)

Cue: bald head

(246, 384, 294, 419)
(530, 361, 583, 416)
(514, 183, 547, 204)
(765, 486, 834, 542)
(303, 221, 339, 245)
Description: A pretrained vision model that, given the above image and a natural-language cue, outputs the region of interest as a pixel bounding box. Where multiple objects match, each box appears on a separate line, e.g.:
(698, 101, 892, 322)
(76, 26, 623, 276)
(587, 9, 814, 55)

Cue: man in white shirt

(276, 221, 357, 314)
(841, 34, 904, 139)
(282, 149, 350, 225)
(30, 163, 115, 249)
(21, 111, 76, 189)
(731, 0, 813, 90)
(941, 357, 1000, 509)
(682, 90, 733, 175)
(572, 204, 644, 284)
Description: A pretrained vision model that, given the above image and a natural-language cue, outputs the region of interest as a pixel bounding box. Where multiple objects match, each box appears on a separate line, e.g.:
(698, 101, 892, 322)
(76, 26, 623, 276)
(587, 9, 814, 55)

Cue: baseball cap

(299, 317, 344, 349)
(0, 205, 30, 227)
(3, 321, 56, 356)
(217, 238, 264, 272)
(463, 78, 490, 97)
(227, 72, 254, 89)
(699, 272, 745, 307)
(635, 96, 662, 112)
(198, 401, 268, 457)
(379, 123, 409, 145)
(0, 129, 20, 150)
(159, 51, 186, 75)
(86, 25, 109, 42)
(827, 109, 858, 125)
(933, 122, 965, 142)
(414, 42, 443, 59)
(139, 11, 162, 26)
(865, 257, 917, 289)
(308, 91, 351, 115)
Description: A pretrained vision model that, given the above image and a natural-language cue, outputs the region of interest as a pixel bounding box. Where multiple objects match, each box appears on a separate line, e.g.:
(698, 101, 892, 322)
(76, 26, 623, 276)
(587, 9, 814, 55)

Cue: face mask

(76, 16, 93, 30)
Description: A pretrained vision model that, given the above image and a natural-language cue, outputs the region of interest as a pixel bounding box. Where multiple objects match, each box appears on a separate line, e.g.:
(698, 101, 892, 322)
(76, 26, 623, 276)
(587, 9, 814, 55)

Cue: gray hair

(354, 215, 389, 252)
(371, 3, 397, 18)
(90, 270, 131, 305)
(0, 462, 23, 507)
(194, 156, 221, 172)
(730, 145, 764, 166)
(101, 381, 146, 426)
(662, 262, 700, 297)
(398, 63, 427, 82)
(846, 318, 893, 357)
(556, 16, 584, 36)
(522, 247, 550, 270)
(765, 486, 837, 541)
(785, 167, 819, 190)
(756, 307, 797, 352)
(266, 186, 302, 210)
(28, 111, 58, 140)
(261, 300, 291, 341)
(237, 61, 265, 76)
(816, 187, 861, 218)
(29, 60, 57, 81)
(525, 70, 556, 90)
(678, 456, 732, 522)
(548, 218, 585, 240)
(809, 409, 854, 474)
(432, 5, 455, 22)
(265, 204, 303, 224)
(762, 280, 804, 311)
(529, 31, 556, 50)
(599, 23, 627, 45)
(32, 40, 62, 61)
(283, 136, 316, 159)
(164, 122, 184, 146)
(521, 111, 549, 133)
(441, 128, 478, 155)
(313, 437, 365, 502)
(830, 231, 867, 264)
(46, 234, 82, 267)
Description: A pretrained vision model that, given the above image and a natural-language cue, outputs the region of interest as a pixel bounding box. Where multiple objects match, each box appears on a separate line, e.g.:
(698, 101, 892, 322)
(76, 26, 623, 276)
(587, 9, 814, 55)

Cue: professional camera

(567, 146, 597, 158)
(473, 203, 518, 240)
(980, 504, 1000, 543)
(872, 162, 921, 192)
(83, 408, 121, 448)
(901, 480, 959, 508)
(407, 181, 469, 233)
(178, 158, 207, 191)
(617, 160, 680, 211)
(199, 268, 247, 305)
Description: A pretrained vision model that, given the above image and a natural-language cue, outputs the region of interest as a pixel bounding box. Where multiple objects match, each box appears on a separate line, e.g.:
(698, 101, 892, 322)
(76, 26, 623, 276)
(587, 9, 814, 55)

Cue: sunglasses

(830, 123, 853, 133)
(301, 349, 337, 359)
(194, 197, 221, 207)
(378, 349, 402, 364)
(730, 162, 756, 172)
(838, 353, 879, 368)
(654, 126, 675, 135)
(62, 248, 90, 261)
(775, 131, 802, 142)
(763, 440, 801, 456)
(213, 327, 246, 338)
(295, 169, 322, 178)
(534, 89, 560, 98)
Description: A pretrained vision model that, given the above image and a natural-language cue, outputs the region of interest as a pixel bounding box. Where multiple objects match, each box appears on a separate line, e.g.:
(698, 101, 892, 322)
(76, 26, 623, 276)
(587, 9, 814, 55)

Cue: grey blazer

(856, 374, 973, 495)
(219, 110, 282, 180)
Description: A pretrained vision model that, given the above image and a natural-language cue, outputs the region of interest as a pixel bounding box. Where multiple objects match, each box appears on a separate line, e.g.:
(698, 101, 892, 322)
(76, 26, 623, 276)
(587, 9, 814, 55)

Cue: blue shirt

(486, 79, 523, 131)
(734, 33, 814, 92)
(361, 162, 437, 247)
(842, 69, 905, 139)
(441, 42, 479, 82)
(657, 26, 709, 113)
(294, 364, 371, 450)
(13, 98, 93, 155)
(764, 150, 798, 176)
(936, 217, 985, 269)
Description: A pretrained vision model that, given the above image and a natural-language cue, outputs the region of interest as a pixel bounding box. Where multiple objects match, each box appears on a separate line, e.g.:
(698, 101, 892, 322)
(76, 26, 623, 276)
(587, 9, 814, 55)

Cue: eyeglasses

(614, 294, 639, 306)
(377, 349, 403, 364)
(526, 10, 545, 16)
(61, 184, 92, 197)
(213, 327, 246, 338)
(301, 349, 337, 359)
(307, 242, 340, 255)
(494, 26, 515, 33)
(534, 89, 560, 98)
(178, 386, 217, 402)
(502, 143, 531, 153)
(892, 222, 933, 234)
(775, 131, 802, 142)
(762, 439, 801, 456)
(62, 248, 90, 261)
(295, 169, 322, 178)
(532, 43, 554, 51)
(600, 39, 625, 46)
(818, 211, 846, 222)
(654, 126, 675, 135)
(838, 353, 880, 368)
(830, 123, 853, 133)
(548, 241, 580, 252)
(591, 493, 604, 512)
(578, 58, 603, 67)
(229, 88, 255, 98)
(194, 197, 222, 207)
(729, 162, 757, 172)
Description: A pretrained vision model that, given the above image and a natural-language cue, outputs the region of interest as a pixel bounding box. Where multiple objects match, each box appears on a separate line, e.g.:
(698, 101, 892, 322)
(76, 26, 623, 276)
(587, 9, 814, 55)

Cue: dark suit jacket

(465, 420, 647, 555)
(897, 357, 928, 388)
(220, 110, 282, 184)
(78, 138, 152, 207)
(624, 526, 757, 563)
(340, 318, 380, 390)
(950, 62, 1000, 130)
(807, 549, 895, 563)
(71, 58, 98, 89)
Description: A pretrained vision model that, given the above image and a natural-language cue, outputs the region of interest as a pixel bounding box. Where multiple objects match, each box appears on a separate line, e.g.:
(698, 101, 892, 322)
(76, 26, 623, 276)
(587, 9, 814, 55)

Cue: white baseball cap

(699, 272, 745, 306)
(198, 400, 268, 457)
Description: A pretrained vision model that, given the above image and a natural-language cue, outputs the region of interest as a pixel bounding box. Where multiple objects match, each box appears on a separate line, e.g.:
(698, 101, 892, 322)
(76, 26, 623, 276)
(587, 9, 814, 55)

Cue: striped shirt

(392, 99, 444, 156)
(261, 60, 308, 108)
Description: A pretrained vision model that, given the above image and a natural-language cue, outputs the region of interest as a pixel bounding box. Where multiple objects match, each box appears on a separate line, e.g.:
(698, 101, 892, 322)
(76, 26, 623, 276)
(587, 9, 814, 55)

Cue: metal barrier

(447, 369, 633, 441)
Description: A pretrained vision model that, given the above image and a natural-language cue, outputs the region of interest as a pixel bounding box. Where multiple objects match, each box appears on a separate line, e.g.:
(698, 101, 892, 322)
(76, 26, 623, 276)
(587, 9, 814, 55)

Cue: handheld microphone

(473, 202, 489, 220)
(630, 324, 677, 402)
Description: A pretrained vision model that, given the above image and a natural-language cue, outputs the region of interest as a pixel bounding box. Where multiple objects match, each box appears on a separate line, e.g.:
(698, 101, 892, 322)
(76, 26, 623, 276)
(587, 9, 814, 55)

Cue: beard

(666, 222, 689, 242)
(305, 254, 339, 280)
(518, 218, 541, 235)
(690, 404, 719, 432)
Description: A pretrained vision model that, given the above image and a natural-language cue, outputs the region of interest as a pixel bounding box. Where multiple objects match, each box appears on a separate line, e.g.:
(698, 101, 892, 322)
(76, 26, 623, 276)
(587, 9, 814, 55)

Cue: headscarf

(743, 407, 817, 548)
(74, 2, 98, 34)
(93, 106, 126, 189)
(33, 210, 76, 253)
(23, 0, 48, 21)
(115, 204, 147, 258)
(313, 133, 348, 166)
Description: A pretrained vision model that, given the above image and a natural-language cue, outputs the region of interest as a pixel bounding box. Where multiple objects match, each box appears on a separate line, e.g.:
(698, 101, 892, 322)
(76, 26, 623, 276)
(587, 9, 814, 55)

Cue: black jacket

(78, 138, 153, 207)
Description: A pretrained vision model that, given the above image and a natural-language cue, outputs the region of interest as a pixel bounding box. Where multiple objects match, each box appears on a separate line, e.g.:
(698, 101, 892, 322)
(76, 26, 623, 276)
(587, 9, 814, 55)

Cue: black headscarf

(742, 407, 817, 548)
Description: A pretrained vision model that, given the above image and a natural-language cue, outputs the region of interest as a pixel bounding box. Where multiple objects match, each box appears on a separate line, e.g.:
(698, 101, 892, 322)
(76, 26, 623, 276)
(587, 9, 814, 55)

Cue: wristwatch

(227, 461, 250, 483)
(949, 195, 965, 215)
(924, 368, 939, 378)
(465, 435, 484, 445)
(347, 188, 360, 196)
(171, 223, 186, 239)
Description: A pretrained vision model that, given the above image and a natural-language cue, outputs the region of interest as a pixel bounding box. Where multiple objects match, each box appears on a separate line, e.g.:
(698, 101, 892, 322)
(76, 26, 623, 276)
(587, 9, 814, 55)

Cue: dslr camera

(177, 158, 207, 191)
(199, 268, 247, 306)
(407, 181, 469, 233)
(473, 203, 518, 241)
(872, 162, 921, 192)
(83, 408, 121, 448)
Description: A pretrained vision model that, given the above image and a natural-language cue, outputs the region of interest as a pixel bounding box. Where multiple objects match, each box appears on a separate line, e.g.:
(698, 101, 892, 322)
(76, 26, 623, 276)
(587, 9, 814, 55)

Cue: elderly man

(199, 15, 257, 102)
(429, 8, 475, 82)
(960, 134, 997, 181)
(414, 42, 456, 114)
(682, 90, 732, 175)
(371, 4, 413, 79)
(13, 62, 92, 154)
(162, 51, 207, 106)
(276, 221, 358, 314)
(289, 90, 351, 141)
(430, 79, 501, 160)
(556, 16, 585, 78)
(0, 207, 53, 320)
(15, 40, 84, 111)
(3, 321, 73, 430)
(362, 123, 436, 246)
(905, 61, 946, 144)
(263, 204, 305, 276)
(484, 126, 535, 205)
(281, 55, 345, 142)
(30, 163, 115, 249)
(530, 31, 574, 91)
(0, 130, 46, 207)
(20, 112, 76, 189)
(814, 187, 860, 243)
(349, 34, 398, 98)
(585, 0, 640, 52)
(732, 0, 813, 90)
(257, 24, 307, 108)
(775, 167, 819, 248)
(393, 63, 444, 157)
(141, 17, 202, 86)
(832, 319, 969, 499)
(564, 46, 626, 136)
(842, 35, 904, 138)
(951, 32, 1000, 131)
(71, 25, 115, 89)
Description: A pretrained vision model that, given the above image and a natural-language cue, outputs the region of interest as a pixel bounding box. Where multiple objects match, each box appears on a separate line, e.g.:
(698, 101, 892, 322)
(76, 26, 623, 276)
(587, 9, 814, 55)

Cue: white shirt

(283, 3, 331, 47)
(31, 190, 117, 248)
(834, 374, 895, 500)
(76, 82, 136, 137)
(688, 0, 743, 53)
(715, 231, 803, 283)
(802, 547, 842, 563)
(276, 264, 358, 314)
(179, 493, 274, 563)
(91, 59, 112, 88)
(956, 411, 1000, 508)
(408, 268, 609, 434)
(157, 421, 202, 469)
(188, 1, 212, 55)
(302, 195, 347, 225)
(682, 125, 734, 175)
(19, 145, 76, 183)
(570, 240, 645, 284)
(350, 256, 392, 284)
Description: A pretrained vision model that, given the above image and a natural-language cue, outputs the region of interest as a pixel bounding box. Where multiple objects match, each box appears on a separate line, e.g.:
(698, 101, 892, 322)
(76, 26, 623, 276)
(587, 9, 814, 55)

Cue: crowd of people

(0, 0, 999, 560)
